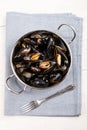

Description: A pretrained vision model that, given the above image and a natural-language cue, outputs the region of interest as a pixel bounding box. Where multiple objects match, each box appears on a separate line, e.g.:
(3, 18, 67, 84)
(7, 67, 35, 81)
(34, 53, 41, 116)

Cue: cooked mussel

(54, 46, 69, 67)
(21, 47, 31, 54)
(42, 61, 56, 74)
(56, 54, 61, 66)
(14, 47, 31, 61)
(13, 31, 70, 88)
(23, 55, 30, 61)
(22, 71, 32, 78)
(30, 77, 49, 88)
(49, 73, 62, 84)
(23, 38, 31, 43)
(31, 34, 41, 39)
(39, 61, 51, 69)
(22, 72, 31, 78)
(37, 38, 42, 45)
(30, 66, 41, 73)
(30, 52, 41, 61)
(15, 63, 25, 68)
(55, 45, 67, 52)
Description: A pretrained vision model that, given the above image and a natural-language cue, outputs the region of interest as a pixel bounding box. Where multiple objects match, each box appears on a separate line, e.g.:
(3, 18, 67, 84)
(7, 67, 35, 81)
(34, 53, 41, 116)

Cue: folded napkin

(5, 12, 83, 116)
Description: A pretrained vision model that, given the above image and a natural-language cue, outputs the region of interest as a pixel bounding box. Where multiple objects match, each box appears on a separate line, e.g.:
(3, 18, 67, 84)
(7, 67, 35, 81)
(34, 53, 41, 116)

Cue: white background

(0, 0, 87, 129)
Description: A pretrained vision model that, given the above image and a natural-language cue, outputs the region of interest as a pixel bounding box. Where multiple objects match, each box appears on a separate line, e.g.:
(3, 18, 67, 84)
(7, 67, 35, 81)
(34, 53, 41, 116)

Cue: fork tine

(20, 101, 37, 114)
(24, 106, 36, 113)
(20, 101, 34, 108)
(22, 108, 32, 114)
(22, 108, 33, 114)
(21, 104, 36, 114)
(20, 102, 34, 109)
(20, 103, 30, 108)
(21, 103, 35, 111)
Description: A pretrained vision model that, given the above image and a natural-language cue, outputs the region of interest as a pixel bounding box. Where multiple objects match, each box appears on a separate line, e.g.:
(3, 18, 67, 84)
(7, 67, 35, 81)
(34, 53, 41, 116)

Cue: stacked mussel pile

(12, 31, 71, 88)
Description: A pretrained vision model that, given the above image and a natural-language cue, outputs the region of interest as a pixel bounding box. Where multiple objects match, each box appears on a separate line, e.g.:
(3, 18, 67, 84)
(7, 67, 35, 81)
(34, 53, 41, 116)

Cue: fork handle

(45, 85, 75, 101)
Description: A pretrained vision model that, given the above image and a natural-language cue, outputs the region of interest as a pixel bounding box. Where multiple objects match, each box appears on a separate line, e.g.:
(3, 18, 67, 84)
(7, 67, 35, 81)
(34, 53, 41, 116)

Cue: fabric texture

(5, 12, 83, 116)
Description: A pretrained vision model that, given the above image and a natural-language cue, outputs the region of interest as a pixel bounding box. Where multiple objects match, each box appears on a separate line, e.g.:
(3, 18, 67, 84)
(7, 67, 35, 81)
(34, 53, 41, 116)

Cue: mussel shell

(30, 52, 41, 61)
(31, 34, 41, 39)
(42, 61, 56, 74)
(30, 66, 41, 73)
(12, 30, 71, 88)
(13, 55, 23, 62)
(54, 37, 67, 51)
(49, 73, 62, 84)
(22, 71, 32, 78)
(30, 78, 49, 88)
(39, 61, 51, 69)
(54, 46, 69, 67)
(46, 44, 55, 58)
(20, 47, 31, 55)
(23, 38, 31, 43)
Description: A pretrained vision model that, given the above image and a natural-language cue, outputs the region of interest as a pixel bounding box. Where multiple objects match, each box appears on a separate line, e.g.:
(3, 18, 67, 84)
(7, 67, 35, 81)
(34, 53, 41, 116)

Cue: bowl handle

(6, 74, 27, 95)
(57, 24, 76, 44)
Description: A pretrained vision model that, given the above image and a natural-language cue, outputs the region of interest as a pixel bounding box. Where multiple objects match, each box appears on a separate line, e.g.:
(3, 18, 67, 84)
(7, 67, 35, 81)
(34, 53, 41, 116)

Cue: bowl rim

(10, 29, 72, 89)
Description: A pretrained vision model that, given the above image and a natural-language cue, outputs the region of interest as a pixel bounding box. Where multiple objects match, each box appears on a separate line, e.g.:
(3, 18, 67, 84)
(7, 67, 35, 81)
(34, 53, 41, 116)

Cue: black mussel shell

(12, 30, 70, 88)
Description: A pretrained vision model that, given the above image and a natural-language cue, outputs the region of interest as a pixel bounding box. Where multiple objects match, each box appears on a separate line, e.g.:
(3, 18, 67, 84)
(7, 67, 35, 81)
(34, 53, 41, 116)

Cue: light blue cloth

(5, 12, 83, 116)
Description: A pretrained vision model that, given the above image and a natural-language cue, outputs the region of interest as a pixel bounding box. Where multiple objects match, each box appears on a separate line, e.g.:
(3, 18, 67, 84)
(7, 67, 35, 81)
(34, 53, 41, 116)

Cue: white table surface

(0, 0, 87, 130)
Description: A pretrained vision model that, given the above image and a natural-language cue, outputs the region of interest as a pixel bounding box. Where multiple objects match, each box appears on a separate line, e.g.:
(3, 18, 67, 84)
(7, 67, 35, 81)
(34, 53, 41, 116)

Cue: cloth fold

(5, 12, 83, 116)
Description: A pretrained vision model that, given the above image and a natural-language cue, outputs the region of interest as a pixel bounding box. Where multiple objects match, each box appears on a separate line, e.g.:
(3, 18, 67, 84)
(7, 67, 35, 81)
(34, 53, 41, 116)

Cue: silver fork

(20, 85, 75, 114)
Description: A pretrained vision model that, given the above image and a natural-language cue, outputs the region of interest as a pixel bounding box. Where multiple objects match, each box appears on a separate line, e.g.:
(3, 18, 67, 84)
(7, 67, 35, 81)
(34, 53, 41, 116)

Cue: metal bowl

(6, 24, 76, 94)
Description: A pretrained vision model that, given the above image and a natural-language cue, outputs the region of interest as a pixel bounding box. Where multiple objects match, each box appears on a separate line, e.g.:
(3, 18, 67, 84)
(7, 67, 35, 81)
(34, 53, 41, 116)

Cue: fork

(20, 84, 75, 114)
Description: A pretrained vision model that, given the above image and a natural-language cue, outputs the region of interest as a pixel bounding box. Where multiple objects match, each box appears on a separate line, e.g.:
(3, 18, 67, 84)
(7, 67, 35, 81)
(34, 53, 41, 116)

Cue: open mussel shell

(53, 36, 67, 51)
(54, 46, 69, 68)
(49, 73, 62, 84)
(12, 30, 71, 88)
(30, 52, 41, 61)
(30, 77, 49, 88)
(30, 66, 41, 73)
